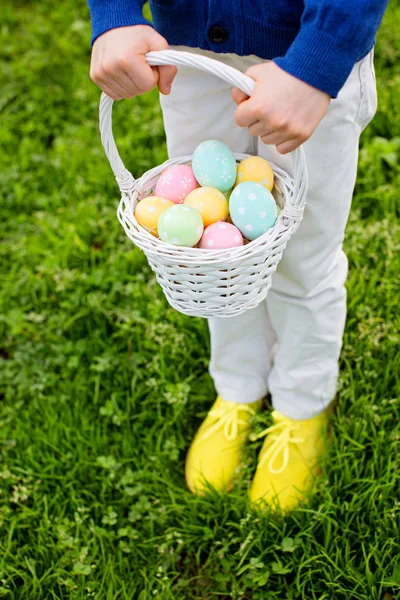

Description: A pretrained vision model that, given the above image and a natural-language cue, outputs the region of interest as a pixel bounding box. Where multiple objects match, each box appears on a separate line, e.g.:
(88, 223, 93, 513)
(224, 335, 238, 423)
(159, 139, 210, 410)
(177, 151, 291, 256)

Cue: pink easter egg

(199, 222, 244, 250)
(155, 165, 199, 204)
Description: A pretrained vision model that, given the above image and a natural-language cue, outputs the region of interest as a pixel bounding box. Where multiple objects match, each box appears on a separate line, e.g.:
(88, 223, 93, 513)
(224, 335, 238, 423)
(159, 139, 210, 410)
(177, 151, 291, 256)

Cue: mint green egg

(158, 205, 204, 247)
(192, 140, 237, 192)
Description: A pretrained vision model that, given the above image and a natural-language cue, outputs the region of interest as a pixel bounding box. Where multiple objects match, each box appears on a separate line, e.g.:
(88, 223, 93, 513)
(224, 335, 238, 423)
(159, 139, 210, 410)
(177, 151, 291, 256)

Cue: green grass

(0, 1, 399, 598)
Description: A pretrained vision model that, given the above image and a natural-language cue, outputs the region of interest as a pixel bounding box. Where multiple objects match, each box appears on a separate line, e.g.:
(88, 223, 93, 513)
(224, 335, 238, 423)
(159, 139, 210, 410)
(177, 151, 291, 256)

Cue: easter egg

(155, 165, 199, 204)
(199, 222, 244, 250)
(134, 195, 174, 235)
(184, 187, 229, 227)
(229, 182, 277, 241)
(236, 156, 274, 191)
(192, 140, 237, 192)
(158, 204, 204, 247)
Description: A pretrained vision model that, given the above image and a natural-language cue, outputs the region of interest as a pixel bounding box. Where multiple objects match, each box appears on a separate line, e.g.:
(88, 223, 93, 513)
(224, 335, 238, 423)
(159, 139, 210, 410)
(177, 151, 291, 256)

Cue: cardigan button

(208, 26, 228, 44)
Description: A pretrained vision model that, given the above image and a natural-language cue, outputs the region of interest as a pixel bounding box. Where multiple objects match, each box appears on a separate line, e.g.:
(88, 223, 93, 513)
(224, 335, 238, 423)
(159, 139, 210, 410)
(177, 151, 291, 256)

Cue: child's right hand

(90, 25, 177, 100)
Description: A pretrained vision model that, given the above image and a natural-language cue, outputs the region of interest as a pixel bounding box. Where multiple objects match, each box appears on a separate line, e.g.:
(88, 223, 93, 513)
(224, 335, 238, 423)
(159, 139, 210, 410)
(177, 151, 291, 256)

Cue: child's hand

(232, 62, 330, 154)
(90, 25, 177, 100)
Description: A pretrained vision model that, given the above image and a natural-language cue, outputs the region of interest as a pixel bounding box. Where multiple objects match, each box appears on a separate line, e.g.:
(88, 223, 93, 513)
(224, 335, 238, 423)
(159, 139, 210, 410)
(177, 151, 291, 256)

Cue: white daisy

(198, 172, 210, 184)
(220, 170, 232, 183)
(216, 153, 228, 164)
(180, 175, 193, 189)
(202, 141, 218, 150)
(162, 172, 173, 185)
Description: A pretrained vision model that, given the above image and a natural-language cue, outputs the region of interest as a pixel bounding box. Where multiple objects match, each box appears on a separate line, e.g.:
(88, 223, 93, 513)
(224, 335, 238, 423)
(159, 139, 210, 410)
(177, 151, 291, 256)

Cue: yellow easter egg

(183, 187, 229, 227)
(134, 195, 174, 235)
(235, 156, 274, 191)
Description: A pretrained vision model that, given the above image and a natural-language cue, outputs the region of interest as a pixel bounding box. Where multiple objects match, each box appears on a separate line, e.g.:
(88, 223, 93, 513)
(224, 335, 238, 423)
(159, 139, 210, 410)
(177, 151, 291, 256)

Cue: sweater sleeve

(274, 0, 388, 98)
(88, 0, 151, 45)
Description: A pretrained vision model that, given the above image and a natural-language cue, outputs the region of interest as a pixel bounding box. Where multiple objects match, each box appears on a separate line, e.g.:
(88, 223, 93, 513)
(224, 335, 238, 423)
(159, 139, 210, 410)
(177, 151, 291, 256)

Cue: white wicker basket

(99, 50, 308, 318)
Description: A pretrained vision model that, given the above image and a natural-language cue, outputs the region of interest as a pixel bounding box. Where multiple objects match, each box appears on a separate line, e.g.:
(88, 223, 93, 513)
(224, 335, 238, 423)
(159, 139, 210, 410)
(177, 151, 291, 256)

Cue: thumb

(157, 65, 177, 95)
(232, 87, 249, 105)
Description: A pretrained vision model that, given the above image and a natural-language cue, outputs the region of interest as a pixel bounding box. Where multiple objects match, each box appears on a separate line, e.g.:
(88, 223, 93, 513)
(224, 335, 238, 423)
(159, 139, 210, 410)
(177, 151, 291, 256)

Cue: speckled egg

(192, 140, 237, 192)
(134, 195, 174, 235)
(184, 187, 229, 227)
(158, 204, 204, 247)
(236, 156, 274, 191)
(155, 165, 199, 204)
(229, 182, 277, 241)
(199, 222, 244, 250)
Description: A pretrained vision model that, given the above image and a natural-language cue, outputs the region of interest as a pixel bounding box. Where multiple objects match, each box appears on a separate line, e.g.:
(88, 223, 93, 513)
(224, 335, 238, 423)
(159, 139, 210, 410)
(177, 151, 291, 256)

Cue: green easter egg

(158, 204, 204, 247)
(192, 140, 237, 192)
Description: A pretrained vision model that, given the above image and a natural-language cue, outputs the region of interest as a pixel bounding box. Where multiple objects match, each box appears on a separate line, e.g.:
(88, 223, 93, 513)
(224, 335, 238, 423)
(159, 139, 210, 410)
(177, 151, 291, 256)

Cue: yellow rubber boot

(186, 396, 261, 495)
(249, 408, 332, 511)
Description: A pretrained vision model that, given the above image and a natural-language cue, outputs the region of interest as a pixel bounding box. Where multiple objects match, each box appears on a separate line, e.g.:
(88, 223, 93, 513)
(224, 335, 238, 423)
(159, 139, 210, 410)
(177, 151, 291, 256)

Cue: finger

(107, 75, 135, 98)
(96, 60, 139, 97)
(111, 70, 142, 97)
(276, 138, 301, 154)
(248, 121, 276, 138)
(235, 98, 261, 128)
(95, 76, 123, 101)
(157, 65, 177, 95)
(123, 54, 159, 95)
(232, 87, 249, 105)
(260, 130, 290, 146)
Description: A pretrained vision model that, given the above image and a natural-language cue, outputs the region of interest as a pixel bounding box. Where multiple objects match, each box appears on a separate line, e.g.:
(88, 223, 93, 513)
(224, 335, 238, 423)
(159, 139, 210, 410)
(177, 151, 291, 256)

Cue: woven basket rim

(119, 152, 295, 263)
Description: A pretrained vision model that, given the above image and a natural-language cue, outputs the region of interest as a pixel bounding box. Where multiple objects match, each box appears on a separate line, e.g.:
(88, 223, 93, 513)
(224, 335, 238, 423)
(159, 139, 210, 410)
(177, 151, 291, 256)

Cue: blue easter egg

(229, 182, 277, 241)
(192, 140, 237, 192)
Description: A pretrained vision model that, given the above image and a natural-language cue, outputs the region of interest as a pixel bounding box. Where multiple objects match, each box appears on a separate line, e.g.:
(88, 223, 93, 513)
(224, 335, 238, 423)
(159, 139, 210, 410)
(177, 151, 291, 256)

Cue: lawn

(0, 1, 399, 598)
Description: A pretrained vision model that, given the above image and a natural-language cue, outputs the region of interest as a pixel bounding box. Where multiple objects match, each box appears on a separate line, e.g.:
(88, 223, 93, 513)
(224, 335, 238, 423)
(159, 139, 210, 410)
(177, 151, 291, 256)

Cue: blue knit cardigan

(88, 0, 388, 97)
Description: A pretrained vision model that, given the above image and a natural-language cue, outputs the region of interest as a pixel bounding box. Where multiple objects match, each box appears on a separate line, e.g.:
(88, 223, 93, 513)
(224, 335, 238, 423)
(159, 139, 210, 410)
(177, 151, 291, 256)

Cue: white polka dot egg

(199, 222, 244, 250)
(158, 204, 204, 247)
(229, 181, 278, 241)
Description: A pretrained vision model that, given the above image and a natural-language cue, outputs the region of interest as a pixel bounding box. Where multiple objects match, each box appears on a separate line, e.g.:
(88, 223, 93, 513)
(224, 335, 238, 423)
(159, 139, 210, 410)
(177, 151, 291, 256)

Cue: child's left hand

(233, 62, 331, 154)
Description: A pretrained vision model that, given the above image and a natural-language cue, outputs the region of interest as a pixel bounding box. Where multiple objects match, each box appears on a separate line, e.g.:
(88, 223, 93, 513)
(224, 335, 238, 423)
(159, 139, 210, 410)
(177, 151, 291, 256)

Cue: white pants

(160, 47, 377, 420)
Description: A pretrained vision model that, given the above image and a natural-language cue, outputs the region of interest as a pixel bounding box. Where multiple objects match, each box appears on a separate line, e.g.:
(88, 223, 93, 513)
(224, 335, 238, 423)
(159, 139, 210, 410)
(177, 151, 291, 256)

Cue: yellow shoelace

(249, 411, 305, 474)
(199, 401, 257, 442)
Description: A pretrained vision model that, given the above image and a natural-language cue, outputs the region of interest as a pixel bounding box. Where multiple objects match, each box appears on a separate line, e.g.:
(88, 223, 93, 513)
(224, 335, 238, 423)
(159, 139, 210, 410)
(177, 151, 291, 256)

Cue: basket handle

(99, 49, 307, 214)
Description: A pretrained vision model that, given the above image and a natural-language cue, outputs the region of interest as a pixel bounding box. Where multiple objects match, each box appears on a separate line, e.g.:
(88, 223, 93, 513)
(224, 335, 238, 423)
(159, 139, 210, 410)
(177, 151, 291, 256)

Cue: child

(87, 0, 388, 510)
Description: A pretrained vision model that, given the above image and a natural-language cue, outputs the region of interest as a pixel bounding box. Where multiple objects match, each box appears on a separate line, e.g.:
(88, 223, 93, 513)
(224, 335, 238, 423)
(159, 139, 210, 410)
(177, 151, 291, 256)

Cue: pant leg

(159, 48, 275, 404)
(260, 51, 378, 419)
